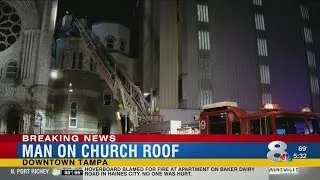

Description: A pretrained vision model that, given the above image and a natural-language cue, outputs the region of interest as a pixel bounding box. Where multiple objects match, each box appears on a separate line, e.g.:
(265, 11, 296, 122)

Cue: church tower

(0, 0, 58, 134)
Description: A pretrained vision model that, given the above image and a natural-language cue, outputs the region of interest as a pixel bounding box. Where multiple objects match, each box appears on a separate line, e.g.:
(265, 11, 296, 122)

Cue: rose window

(0, 0, 21, 52)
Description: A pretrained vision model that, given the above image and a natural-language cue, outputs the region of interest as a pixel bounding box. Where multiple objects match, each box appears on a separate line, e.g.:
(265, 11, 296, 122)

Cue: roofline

(91, 20, 130, 29)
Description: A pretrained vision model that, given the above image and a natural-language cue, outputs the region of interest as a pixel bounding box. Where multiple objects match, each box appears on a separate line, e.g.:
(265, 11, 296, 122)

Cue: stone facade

(0, 2, 140, 134)
(0, 0, 57, 134)
(46, 16, 140, 134)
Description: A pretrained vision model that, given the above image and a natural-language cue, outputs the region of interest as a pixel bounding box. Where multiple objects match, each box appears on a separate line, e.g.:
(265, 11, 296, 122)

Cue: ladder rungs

(73, 19, 152, 126)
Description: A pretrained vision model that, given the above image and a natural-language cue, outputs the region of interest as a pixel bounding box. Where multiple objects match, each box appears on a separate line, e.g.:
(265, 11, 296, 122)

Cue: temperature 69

(298, 146, 308, 152)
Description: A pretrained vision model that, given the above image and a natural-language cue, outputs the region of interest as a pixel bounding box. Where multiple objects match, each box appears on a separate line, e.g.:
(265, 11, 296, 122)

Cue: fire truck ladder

(73, 19, 152, 127)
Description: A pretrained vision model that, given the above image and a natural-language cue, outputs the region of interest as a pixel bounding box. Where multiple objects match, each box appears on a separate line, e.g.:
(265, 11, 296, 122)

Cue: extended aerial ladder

(73, 19, 152, 128)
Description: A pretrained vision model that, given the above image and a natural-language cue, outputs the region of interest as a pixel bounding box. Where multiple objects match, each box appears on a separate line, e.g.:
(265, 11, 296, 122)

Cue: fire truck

(199, 102, 320, 135)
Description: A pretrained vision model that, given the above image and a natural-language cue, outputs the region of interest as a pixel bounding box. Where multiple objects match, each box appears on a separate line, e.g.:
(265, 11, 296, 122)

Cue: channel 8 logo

(267, 141, 292, 162)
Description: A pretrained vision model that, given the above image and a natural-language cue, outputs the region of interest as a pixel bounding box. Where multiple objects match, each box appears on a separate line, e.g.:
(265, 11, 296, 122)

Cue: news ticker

(2, 167, 320, 180)
(1, 159, 320, 167)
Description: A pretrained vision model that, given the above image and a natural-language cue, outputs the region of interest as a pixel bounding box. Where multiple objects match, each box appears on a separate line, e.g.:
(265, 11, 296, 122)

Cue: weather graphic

(52, 168, 61, 176)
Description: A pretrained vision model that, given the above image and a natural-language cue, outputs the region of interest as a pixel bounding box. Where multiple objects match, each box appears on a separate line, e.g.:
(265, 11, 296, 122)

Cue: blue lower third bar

(17, 142, 320, 158)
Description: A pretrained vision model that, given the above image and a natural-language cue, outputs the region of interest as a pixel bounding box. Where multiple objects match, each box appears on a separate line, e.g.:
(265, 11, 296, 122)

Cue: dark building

(141, 0, 320, 124)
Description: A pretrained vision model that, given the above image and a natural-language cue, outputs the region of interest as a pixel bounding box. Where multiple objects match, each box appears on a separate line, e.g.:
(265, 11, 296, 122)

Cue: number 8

(267, 141, 288, 161)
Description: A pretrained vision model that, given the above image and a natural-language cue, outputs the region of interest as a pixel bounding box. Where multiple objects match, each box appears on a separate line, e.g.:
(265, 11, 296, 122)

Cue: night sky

(56, 0, 319, 57)
(57, 0, 139, 26)
(56, 0, 141, 56)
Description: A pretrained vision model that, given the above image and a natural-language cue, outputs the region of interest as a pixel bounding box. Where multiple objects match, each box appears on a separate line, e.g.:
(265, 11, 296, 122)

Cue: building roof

(91, 20, 130, 29)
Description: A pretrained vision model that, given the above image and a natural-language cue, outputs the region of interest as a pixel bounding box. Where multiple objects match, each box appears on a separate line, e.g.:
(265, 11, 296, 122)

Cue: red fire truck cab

(199, 102, 320, 135)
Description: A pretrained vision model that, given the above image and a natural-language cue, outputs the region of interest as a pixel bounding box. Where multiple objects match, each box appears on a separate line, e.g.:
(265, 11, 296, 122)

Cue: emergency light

(301, 107, 311, 113)
(202, 101, 238, 110)
(261, 103, 281, 111)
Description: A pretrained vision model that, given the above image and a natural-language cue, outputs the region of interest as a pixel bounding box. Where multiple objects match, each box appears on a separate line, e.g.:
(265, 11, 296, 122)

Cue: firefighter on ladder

(152, 107, 160, 123)
(116, 104, 129, 134)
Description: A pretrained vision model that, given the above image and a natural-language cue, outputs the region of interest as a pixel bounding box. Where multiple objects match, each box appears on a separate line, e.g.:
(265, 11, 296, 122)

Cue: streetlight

(50, 70, 59, 80)
(68, 83, 73, 93)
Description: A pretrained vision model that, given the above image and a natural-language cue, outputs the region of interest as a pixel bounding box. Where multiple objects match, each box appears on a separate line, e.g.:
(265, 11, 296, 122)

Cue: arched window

(69, 102, 78, 128)
(78, 52, 83, 69)
(120, 40, 125, 52)
(105, 36, 115, 49)
(90, 58, 94, 71)
(72, 52, 77, 69)
(103, 91, 112, 105)
(6, 61, 18, 79)
(119, 63, 127, 74)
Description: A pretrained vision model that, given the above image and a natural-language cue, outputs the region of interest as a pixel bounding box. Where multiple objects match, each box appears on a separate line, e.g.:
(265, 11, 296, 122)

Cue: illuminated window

(300, 5, 310, 21)
(6, 61, 18, 79)
(303, 27, 313, 44)
(72, 52, 76, 69)
(257, 38, 268, 56)
(200, 89, 212, 107)
(253, 0, 262, 6)
(105, 36, 115, 49)
(254, 13, 265, 31)
(307, 51, 316, 69)
(69, 102, 78, 128)
(310, 75, 319, 94)
(259, 64, 270, 84)
(103, 91, 112, 105)
(197, 4, 209, 22)
(262, 92, 272, 104)
(198, 31, 210, 50)
(78, 52, 83, 70)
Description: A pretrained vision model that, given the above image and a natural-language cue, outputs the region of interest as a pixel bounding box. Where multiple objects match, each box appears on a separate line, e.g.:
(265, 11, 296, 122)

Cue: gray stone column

(34, 0, 58, 86)
(20, 30, 41, 85)
(158, 0, 179, 108)
(142, 0, 153, 93)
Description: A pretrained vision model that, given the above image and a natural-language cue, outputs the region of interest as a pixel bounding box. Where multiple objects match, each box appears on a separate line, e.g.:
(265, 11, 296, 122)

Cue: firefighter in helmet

(152, 107, 160, 122)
